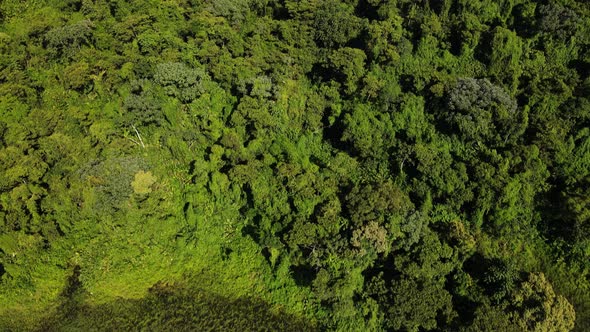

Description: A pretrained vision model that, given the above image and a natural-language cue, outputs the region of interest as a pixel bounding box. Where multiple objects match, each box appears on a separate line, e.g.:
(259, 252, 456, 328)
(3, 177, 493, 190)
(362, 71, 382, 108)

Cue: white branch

(132, 125, 145, 149)
(126, 136, 141, 146)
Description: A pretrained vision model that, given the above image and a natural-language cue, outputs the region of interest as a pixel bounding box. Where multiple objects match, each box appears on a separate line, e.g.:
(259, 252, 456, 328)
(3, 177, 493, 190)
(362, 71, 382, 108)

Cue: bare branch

(132, 125, 145, 149)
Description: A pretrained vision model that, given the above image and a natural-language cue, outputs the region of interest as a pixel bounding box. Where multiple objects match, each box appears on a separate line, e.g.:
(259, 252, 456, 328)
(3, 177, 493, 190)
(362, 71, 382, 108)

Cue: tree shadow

(290, 264, 317, 287)
(37, 281, 318, 332)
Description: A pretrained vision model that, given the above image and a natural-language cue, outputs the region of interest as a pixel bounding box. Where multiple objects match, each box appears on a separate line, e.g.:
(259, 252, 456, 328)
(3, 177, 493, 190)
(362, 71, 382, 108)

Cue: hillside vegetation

(1, 0, 589, 330)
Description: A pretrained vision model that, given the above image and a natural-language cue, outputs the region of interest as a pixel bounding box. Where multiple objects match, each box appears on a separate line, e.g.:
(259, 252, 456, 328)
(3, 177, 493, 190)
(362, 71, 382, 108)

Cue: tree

(313, 0, 363, 48)
(122, 80, 162, 126)
(206, 0, 251, 25)
(447, 78, 523, 146)
(537, 3, 580, 42)
(44, 20, 94, 57)
(2, 0, 590, 330)
(153, 62, 208, 103)
(345, 180, 412, 228)
(487, 27, 523, 92)
(510, 272, 576, 332)
(328, 47, 367, 95)
(341, 103, 394, 159)
(367, 274, 455, 331)
(131, 171, 157, 195)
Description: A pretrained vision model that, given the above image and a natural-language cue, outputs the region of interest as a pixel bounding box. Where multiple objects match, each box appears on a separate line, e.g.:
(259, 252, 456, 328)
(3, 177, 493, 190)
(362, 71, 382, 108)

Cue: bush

(447, 78, 521, 145)
(313, 0, 363, 48)
(153, 62, 207, 103)
(122, 80, 163, 126)
(44, 20, 94, 57)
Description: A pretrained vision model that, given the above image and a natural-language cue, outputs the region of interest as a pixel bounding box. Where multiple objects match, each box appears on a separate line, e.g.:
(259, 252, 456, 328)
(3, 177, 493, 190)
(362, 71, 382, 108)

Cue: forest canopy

(0, 0, 589, 331)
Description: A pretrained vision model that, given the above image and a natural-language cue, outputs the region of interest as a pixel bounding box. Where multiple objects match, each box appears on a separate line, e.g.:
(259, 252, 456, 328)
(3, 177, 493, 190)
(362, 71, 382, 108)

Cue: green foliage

(41, 282, 317, 331)
(313, 0, 363, 48)
(207, 0, 251, 25)
(122, 80, 163, 126)
(537, 3, 581, 41)
(328, 47, 367, 95)
(80, 156, 149, 214)
(44, 19, 95, 57)
(447, 77, 523, 146)
(1, 0, 590, 331)
(153, 62, 207, 103)
(510, 272, 576, 331)
(131, 171, 157, 195)
(368, 274, 454, 331)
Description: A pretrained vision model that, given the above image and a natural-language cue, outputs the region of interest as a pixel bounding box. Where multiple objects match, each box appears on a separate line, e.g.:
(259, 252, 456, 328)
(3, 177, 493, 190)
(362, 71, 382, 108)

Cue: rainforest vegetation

(1, 0, 589, 330)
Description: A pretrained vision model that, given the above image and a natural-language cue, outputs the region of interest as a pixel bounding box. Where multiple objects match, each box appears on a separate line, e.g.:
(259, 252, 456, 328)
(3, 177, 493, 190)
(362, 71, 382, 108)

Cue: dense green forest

(0, 0, 589, 330)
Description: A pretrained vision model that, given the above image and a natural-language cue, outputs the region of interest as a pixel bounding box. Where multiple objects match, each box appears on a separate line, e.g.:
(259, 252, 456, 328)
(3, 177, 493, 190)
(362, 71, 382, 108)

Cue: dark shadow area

(463, 253, 491, 282)
(399, 74, 416, 94)
(429, 0, 446, 16)
(473, 31, 494, 66)
(57, 0, 83, 13)
(271, 4, 291, 21)
(321, 114, 350, 154)
(510, 4, 537, 38)
(354, 0, 380, 20)
(569, 59, 590, 81)
(261, 247, 273, 265)
(36, 282, 318, 332)
(361, 252, 402, 284)
(182, 202, 191, 218)
(464, 255, 521, 304)
(61, 265, 83, 299)
(538, 182, 575, 244)
(188, 160, 197, 175)
(346, 31, 368, 52)
(221, 246, 234, 261)
(448, 27, 464, 57)
(290, 264, 316, 287)
(307, 62, 335, 85)
(445, 272, 478, 327)
(241, 224, 261, 244)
